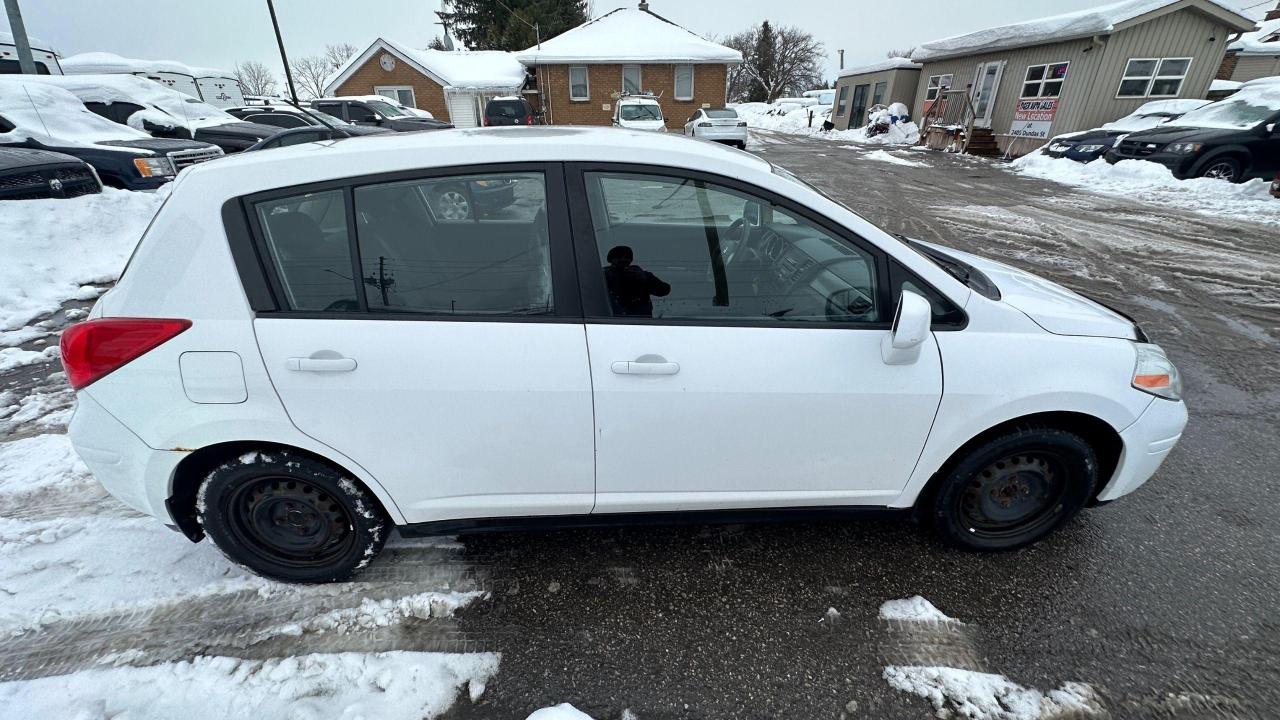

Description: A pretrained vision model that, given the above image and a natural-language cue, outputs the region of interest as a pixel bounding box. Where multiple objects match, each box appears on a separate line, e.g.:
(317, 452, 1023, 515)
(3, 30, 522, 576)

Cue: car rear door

(566, 165, 944, 514)
(244, 163, 595, 525)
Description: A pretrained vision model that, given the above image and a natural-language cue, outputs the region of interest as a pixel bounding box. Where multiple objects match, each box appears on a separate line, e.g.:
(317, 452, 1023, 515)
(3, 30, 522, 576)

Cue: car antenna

(283, 97, 352, 139)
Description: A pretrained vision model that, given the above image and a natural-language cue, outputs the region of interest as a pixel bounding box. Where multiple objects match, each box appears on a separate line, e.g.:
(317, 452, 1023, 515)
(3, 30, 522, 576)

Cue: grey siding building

(831, 58, 921, 130)
(908, 0, 1255, 156)
(1224, 14, 1280, 82)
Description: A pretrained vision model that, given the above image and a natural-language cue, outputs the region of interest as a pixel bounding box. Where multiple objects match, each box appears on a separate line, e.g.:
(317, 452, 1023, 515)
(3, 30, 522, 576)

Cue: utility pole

(265, 0, 300, 102)
(3, 0, 37, 75)
(838, 49, 844, 70)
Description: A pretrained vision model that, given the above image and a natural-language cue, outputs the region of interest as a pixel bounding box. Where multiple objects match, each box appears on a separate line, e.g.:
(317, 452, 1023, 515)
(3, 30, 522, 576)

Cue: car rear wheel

(432, 186, 472, 220)
(1198, 156, 1242, 183)
(198, 451, 389, 583)
(928, 428, 1097, 551)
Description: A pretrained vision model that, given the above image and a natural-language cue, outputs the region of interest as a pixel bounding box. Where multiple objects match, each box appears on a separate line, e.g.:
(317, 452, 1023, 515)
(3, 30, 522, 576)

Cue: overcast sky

(5, 0, 1269, 84)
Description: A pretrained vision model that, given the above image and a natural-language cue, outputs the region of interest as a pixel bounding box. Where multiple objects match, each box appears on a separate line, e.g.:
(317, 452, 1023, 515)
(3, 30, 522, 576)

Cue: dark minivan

(483, 96, 538, 126)
(1106, 84, 1280, 182)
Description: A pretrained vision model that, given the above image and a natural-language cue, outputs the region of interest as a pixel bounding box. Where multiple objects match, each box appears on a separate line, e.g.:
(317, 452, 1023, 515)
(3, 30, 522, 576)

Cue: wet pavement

(3, 130, 1278, 719)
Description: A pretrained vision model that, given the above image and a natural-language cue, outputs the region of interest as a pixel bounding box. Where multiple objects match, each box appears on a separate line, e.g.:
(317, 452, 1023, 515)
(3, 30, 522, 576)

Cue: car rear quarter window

(352, 172, 553, 315)
(254, 189, 361, 312)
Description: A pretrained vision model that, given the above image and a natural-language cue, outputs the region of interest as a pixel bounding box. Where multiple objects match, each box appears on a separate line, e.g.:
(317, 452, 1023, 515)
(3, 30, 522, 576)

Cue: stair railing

(918, 87, 979, 153)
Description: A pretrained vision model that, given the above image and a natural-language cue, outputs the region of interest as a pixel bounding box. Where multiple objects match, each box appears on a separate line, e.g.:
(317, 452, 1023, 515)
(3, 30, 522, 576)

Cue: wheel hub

(962, 455, 1060, 528)
(231, 477, 354, 563)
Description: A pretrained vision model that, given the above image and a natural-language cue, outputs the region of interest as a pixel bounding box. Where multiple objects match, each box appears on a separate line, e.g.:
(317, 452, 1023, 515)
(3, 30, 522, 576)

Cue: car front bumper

(1095, 396, 1188, 502)
(1105, 149, 1198, 178)
(68, 391, 187, 522)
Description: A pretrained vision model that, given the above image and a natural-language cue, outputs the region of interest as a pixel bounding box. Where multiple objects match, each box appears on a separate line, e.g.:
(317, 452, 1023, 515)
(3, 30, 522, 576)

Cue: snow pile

(0, 651, 500, 720)
(913, 0, 1248, 61)
(884, 667, 1102, 720)
(0, 79, 153, 148)
(861, 149, 927, 167)
(0, 188, 167, 336)
(260, 591, 486, 640)
(527, 704, 597, 720)
(0, 433, 90, 496)
(1012, 153, 1280, 226)
(514, 6, 741, 64)
(838, 56, 920, 78)
(880, 595, 960, 623)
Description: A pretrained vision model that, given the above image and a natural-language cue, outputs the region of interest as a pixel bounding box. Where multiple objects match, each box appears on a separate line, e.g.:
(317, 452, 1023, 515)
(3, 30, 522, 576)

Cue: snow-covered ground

(1012, 153, 1280, 226)
(735, 102, 920, 146)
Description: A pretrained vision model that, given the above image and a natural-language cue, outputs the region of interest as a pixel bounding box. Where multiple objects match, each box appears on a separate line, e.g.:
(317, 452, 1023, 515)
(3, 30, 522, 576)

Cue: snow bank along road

(2, 139, 1279, 718)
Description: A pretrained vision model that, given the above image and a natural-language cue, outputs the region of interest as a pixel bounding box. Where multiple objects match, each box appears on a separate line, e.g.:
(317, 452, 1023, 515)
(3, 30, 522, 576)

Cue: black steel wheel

(199, 451, 389, 582)
(929, 428, 1097, 551)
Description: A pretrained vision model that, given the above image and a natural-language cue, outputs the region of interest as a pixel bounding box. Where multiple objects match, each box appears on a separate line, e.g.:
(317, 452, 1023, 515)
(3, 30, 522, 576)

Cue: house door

(971, 61, 1005, 129)
(850, 84, 870, 127)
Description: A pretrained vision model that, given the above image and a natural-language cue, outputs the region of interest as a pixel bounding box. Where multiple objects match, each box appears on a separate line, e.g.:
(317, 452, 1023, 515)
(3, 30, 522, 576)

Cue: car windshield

(901, 239, 1000, 300)
(621, 104, 662, 121)
(1172, 90, 1280, 130)
(487, 100, 526, 118)
(706, 109, 738, 119)
(305, 109, 349, 126)
(366, 100, 407, 118)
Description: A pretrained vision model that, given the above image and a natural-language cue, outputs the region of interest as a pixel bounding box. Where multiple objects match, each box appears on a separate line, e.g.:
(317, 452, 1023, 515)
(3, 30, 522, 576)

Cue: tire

(1197, 156, 1243, 183)
(198, 451, 390, 583)
(431, 185, 473, 220)
(927, 427, 1097, 551)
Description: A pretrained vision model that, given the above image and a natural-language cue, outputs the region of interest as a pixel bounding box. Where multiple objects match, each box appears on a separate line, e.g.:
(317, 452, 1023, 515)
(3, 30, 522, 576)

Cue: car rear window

(706, 109, 737, 119)
(486, 100, 528, 118)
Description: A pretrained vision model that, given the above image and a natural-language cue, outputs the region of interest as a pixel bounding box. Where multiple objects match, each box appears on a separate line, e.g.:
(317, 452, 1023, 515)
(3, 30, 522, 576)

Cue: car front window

(621, 105, 663, 121)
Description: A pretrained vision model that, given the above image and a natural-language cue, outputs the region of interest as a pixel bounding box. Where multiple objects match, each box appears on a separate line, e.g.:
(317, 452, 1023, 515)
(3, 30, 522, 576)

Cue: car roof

(619, 97, 660, 105)
(176, 126, 769, 200)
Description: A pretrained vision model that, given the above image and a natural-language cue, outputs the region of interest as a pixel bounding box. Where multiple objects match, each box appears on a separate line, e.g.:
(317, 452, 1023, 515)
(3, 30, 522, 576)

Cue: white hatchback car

(683, 107, 748, 149)
(63, 127, 1186, 582)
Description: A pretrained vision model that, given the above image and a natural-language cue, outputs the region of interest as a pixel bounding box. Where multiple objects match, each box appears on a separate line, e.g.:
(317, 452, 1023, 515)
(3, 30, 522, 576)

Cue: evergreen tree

(440, 0, 589, 51)
(747, 20, 776, 103)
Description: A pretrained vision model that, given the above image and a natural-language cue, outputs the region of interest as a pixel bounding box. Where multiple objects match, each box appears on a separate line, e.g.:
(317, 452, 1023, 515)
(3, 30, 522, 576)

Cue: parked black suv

(1106, 87, 1280, 182)
(0, 81, 222, 190)
(0, 147, 101, 200)
(483, 96, 539, 126)
(312, 98, 452, 131)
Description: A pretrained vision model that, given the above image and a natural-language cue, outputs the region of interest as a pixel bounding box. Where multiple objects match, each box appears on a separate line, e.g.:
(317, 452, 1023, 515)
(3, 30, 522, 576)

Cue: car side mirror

(1268, 123, 1277, 134)
(881, 290, 932, 365)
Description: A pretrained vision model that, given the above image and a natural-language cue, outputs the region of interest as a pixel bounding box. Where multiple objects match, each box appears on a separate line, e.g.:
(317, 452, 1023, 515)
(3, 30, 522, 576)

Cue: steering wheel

(785, 256, 877, 321)
(721, 200, 769, 269)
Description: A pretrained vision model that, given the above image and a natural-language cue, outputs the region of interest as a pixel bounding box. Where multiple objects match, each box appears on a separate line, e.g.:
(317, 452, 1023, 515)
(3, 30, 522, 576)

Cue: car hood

(914, 240, 1138, 340)
(195, 121, 279, 140)
(1121, 125, 1243, 144)
(1054, 129, 1119, 144)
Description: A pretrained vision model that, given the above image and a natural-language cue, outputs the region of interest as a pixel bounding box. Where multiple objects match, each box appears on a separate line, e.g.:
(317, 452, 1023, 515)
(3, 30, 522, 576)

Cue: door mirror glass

(882, 290, 932, 365)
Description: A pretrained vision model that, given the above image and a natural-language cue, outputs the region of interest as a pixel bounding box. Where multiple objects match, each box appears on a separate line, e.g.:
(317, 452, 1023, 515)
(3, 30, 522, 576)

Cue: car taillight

(526, 115, 532, 125)
(60, 318, 191, 390)
(482, 117, 490, 126)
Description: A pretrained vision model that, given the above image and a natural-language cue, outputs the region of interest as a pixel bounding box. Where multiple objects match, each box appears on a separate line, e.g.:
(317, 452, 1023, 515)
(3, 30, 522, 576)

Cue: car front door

(1246, 113, 1280, 179)
(567, 166, 944, 514)
(246, 164, 595, 524)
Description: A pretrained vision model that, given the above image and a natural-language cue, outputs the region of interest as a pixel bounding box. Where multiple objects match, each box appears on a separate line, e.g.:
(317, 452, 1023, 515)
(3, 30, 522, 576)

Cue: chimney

(1267, 1, 1280, 22)
(639, 1, 649, 10)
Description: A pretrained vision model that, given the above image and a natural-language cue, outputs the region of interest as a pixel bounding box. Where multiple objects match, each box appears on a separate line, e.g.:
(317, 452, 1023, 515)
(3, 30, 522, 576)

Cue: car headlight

(1132, 343, 1182, 400)
(1167, 142, 1202, 155)
(133, 157, 176, 178)
(1075, 144, 1105, 153)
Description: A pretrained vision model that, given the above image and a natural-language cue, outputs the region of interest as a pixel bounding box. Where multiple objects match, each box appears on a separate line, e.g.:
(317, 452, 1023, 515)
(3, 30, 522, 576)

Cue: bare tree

(323, 42, 359, 71)
(291, 55, 332, 99)
(886, 48, 913, 59)
(234, 60, 277, 96)
(730, 22, 823, 103)
(720, 28, 757, 102)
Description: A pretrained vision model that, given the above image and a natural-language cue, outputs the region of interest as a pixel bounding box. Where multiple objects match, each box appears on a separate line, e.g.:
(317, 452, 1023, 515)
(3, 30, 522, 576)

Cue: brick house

(514, 2, 741, 130)
(324, 38, 526, 127)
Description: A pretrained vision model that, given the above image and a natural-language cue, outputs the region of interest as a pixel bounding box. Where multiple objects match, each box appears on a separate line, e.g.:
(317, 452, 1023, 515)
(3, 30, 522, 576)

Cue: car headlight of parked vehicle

(1167, 142, 1202, 155)
(132, 157, 176, 178)
(1075, 144, 1105, 153)
(1132, 343, 1182, 400)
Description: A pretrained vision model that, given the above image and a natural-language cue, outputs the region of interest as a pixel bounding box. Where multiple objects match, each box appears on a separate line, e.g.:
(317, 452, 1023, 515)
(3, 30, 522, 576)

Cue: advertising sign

(1009, 98, 1059, 139)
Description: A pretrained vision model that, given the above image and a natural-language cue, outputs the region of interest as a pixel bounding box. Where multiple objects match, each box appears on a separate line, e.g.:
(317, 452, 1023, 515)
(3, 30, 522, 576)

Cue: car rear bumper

(695, 127, 749, 143)
(68, 391, 186, 522)
(1095, 397, 1188, 502)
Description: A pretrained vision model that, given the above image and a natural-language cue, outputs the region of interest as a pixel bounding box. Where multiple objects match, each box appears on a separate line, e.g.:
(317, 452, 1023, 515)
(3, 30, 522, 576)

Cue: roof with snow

(0, 30, 54, 51)
(1230, 17, 1280, 55)
(838, 57, 921, 79)
(514, 6, 741, 65)
(325, 39, 526, 94)
(61, 52, 234, 79)
(911, 0, 1255, 63)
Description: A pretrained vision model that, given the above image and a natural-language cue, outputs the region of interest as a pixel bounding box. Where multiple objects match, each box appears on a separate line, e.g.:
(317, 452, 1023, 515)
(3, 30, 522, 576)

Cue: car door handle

(611, 360, 680, 375)
(285, 356, 357, 373)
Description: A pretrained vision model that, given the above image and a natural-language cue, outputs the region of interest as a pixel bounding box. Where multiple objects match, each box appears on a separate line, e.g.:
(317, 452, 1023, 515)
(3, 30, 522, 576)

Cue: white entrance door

(971, 61, 1005, 128)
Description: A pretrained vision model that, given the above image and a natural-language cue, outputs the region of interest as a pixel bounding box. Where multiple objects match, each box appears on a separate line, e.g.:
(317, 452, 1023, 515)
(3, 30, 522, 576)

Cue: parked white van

(613, 94, 666, 131)
(63, 127, 1186, 582)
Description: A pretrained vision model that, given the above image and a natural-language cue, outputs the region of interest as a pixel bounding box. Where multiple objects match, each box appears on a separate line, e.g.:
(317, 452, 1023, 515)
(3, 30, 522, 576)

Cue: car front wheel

(928, 428, 1097, 551)
(198, 451, 389, 583)
(1197, 156, 1242, 183)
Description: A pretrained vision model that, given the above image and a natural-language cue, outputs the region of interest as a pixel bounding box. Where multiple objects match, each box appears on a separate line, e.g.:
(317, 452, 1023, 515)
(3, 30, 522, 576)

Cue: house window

(569, 66, 589, 101)
(622, 65, 642, 94)
(674, 65, 694, 100)
(925, 74, 953, 101)
(375, 85, 416, 107)
(1117, 57, 1192, 98)
(835, 85, 849, 115)
(872, 81, 887, 107)
(1022, 62, 1069, 98)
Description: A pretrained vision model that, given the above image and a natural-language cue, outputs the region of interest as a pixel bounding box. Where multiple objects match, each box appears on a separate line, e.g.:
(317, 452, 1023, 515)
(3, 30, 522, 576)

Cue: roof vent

(639, 1, 649, 10)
